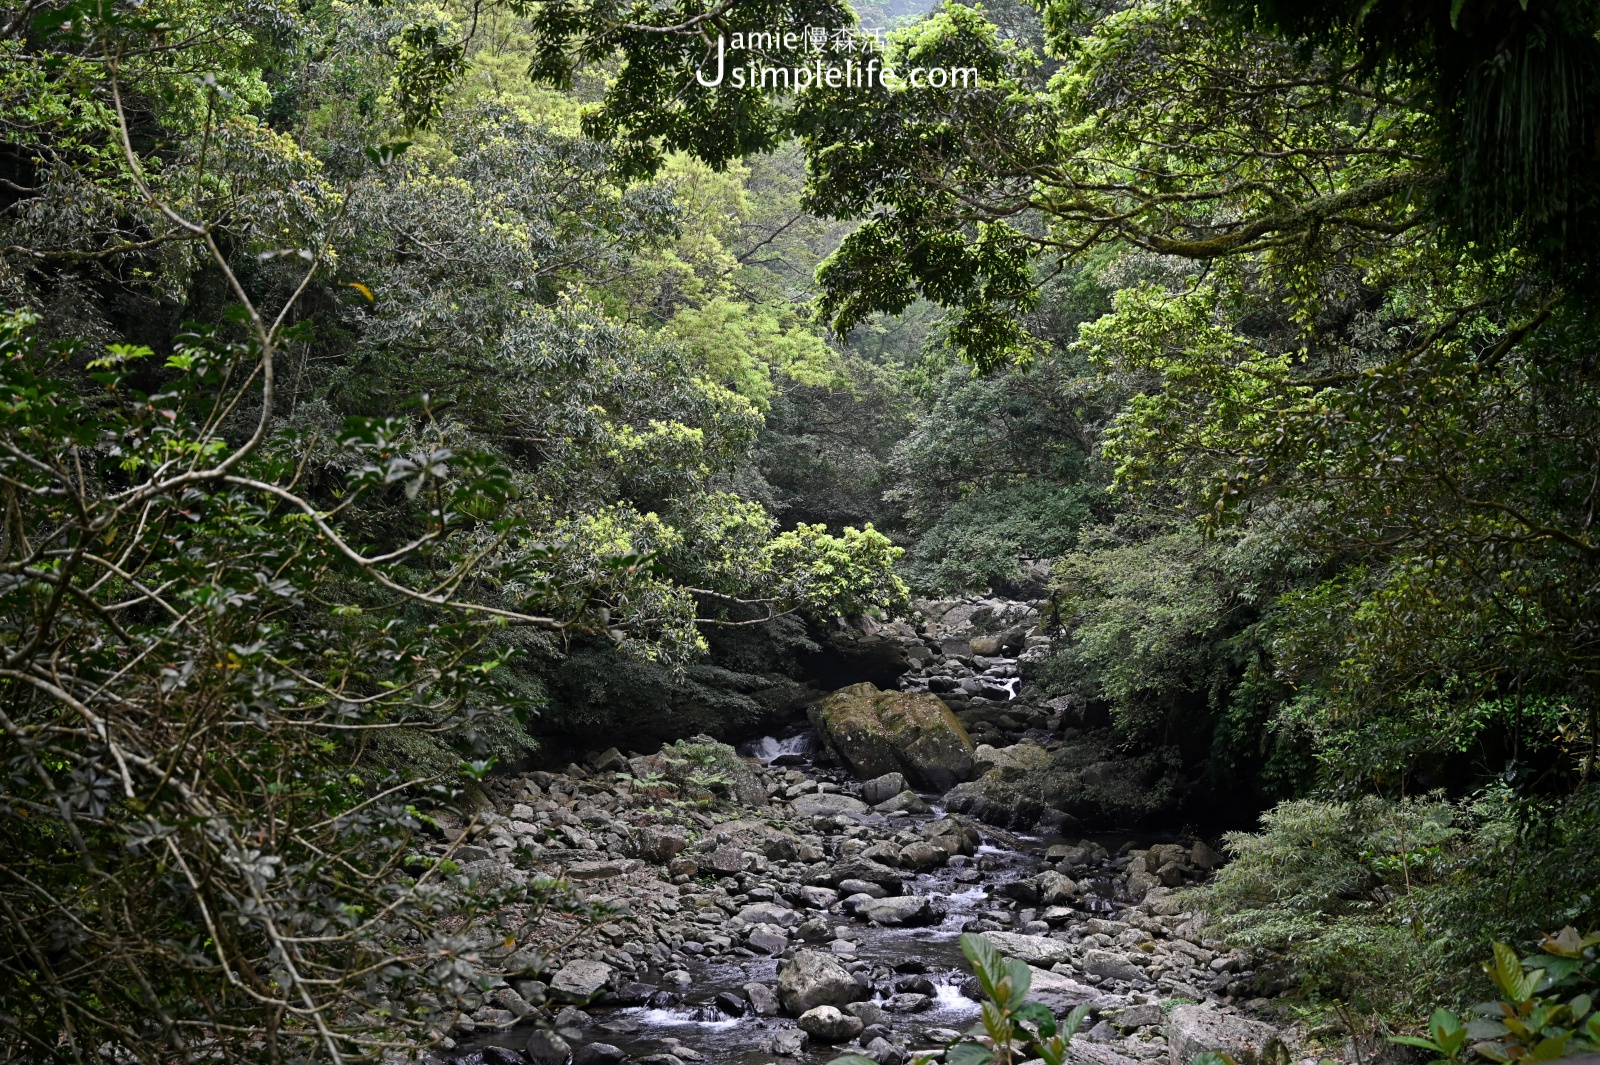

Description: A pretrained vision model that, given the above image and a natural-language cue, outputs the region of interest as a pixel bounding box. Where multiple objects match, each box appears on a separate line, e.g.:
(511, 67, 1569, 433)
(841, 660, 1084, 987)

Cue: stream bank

(432, 732, 1301, 1065)
(428, 595, 1302, 1065)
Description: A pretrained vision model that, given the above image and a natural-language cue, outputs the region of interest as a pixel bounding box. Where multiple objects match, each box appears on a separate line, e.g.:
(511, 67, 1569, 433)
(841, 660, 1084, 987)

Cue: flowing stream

(454, 728, 1160, 1065)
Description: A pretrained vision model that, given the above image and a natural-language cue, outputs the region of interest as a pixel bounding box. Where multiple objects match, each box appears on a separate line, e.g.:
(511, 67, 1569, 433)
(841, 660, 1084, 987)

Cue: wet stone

(744, 982, 781, 1016)
(572, 1045, 626, 1065)
(770, 1028, 808, 1056)
(748, 931, 790, 955)
(798, 1005, 866, 1043)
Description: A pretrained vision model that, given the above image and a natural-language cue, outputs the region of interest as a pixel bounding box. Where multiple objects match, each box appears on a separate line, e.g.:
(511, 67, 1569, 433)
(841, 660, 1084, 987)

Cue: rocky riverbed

(428, 728, 1305, 1065)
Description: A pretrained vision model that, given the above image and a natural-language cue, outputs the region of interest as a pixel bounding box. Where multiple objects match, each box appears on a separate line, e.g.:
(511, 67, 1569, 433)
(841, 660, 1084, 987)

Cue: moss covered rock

(808, 682, 974, 791)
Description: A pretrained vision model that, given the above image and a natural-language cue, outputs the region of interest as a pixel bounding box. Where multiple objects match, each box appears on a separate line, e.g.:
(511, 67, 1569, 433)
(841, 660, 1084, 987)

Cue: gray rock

(798, 1004, 866, 1043)
(810, 858, 903, 892)
(491, 986, 535, 1017)
(791, 793, 871, 817)
(1144, 843, 1188, 872)
(972, 742, 1051, 780)
(862, 772, 910, 805)
(977, 931, 1076, 966)
(866, 1036, 906, 1065)
(553, 1005, 591, 1028)
(777, 949, 867, 1014)
(1024, 966, 1097, 1012)
(1166, 1004, 1291, 1065)
(549, 959, 614, 1001)
(573, 1045, 626, 1065)
(770, 1029, 808, 1056)
(706, 844, 749, 875)
(628, 826, 689, 864)
(748, 931, 789, 955)
(564, 859, 641, 880)
(462, 859, 521, 888)
(797, 885, 839, 908)
(1112, 1003, 1165, 1031)
(513, 978, 548, 1003)
(837, 878, 887, 898)
(1191, 840, 1226, 870)
(897, 841, 944, 870)
(861, 841, 904, 866)
(858, 895, 936, 926)
(796, 916, 832, 942)
(875, 790, 932, 815)
(738, 901, 799, 927)
(885, 992, 932, 1012)
(842, 892, 879, 914)
(588, 747, 628, 772)
(526, 1028, 571, 1065)
(1083, 949, 1141, 983)
(1038, 871, 1080, 905)
(1067, 1045, 1144, 1065)
(744, 982, 781, 1016)
(845, 1001, 892, 1028)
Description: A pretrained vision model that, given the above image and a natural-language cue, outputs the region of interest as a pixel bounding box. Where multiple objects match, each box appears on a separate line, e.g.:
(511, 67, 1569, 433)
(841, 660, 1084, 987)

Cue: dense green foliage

(0, 2, 908, 1058)
(5, 0, 1600, 1050)
(514, 0, 1600, 1025)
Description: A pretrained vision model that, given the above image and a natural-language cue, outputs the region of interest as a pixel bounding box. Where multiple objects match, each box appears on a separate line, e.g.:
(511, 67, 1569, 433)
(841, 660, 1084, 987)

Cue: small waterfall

(741, 731, 818, 764)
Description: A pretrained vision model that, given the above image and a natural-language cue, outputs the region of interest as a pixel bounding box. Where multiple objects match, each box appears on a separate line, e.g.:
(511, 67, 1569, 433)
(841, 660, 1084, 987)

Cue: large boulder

(626, 825, 689, 864)
(1083, 949, 1142, 983)
(777, 949, 867, 1014)
(973, 742, 1052, 780)
(942, 778, 1051, 829)
(809, 682, 975, 790)
(862, 772, 910, 805)
(976, 931, 1076, 967)
(549, 959, 614, 1001)
(1037, 871, 1080, 906)
(627, 735, 767, 806)
(857, 895, 938, 926)
(806, 856, 904, 893)
(1025, 966, 1098, 1013)
(943, 729, 1178, 830)
(791, 793, 871, 817)
(1167, 1005, 1291, 1065)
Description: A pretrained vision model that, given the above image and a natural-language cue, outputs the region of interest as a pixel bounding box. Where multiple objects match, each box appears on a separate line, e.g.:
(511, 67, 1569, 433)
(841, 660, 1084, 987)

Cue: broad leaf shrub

(1391, 929, 1600, 1064)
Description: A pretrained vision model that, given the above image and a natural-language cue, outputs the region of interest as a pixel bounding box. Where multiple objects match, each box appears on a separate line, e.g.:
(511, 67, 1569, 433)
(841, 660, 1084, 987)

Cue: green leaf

(1527, 1033, 1572, 1061)
(1014, 1001, 1056, 1032)
(1389, 1037, 1445, 1052)
(961, 932, 1003, 994)
(947, 1042, 995, 1065)
(1005, 959, 1033, 1008)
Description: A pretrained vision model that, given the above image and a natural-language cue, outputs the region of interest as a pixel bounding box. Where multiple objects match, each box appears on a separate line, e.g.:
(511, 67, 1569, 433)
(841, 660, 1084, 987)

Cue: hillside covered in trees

(2, 0, 1599, 1061)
